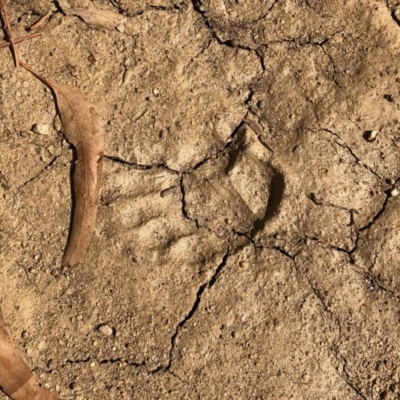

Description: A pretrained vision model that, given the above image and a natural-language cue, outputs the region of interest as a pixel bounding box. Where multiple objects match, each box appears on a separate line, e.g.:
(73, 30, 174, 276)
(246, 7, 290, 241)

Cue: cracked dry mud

(1, 0, 400, 399)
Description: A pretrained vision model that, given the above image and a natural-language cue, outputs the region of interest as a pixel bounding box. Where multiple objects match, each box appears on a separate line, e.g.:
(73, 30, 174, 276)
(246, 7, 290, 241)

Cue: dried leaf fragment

(20, 62, 104, 267)
(52, 84, 104, 267)
(58, 0, 127, 30)
(0, 308, 59, 400)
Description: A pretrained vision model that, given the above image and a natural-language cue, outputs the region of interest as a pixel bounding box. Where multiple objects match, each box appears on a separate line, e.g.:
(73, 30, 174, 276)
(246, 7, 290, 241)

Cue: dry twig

(0, 0, 19, 66)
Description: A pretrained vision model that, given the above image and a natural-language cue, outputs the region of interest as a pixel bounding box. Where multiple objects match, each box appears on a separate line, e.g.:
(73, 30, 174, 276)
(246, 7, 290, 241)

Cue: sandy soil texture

(1, 0, 400, 399)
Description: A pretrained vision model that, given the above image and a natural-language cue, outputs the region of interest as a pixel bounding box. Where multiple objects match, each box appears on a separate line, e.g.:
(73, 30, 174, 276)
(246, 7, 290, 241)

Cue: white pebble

(365, 130, 378, 141)
(33, 123, 50, 135)
(390, 188, 399, 197)
(98, 324, 114, 336)
(116, 23, 125, 33)
(394, 7, 400, 21)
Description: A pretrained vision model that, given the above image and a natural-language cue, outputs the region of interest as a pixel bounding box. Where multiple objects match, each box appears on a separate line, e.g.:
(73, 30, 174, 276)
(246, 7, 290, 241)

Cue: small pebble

(116, 23, 125, 33)
(394, 7, 400, 22)
(390, 188, 399, 197)
(365, 130, 378, 141)
(33, 123, 50, 135)
(98, 324, 114, 336)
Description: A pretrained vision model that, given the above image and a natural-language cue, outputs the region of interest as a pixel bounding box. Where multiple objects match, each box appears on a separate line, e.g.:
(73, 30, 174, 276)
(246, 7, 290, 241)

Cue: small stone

(33, 123, 50, 135)
(394, 7, 400, 22)
(390, 188, 399, 197)
(384, 94, 395, 103)
(364, 130, 378, 142)
(153, 88, 160, 97)
(98, 324, 114, 336)
(257, 99, 265, 109)
(116, 23, 125, 33)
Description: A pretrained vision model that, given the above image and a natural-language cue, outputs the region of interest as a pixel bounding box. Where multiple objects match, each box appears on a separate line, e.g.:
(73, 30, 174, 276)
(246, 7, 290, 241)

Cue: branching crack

(65, 357, 91, 366)
(320, 43, 342, 88)
(104, 155, 179, 174)
(51, 356, 145, 372)
(307, 192, 357, 214)
(17, 154, 62, 190)
(304, 234, 356, 261)
(341, 355, 368, 400)
(189, 0, 265, 78)
(322, 128, 384, 181)
(184, 121, 244, 172)
(152, 248, 230, 374)
(98, 358, 145, 368)
(305, 274, 337, 323)
(272, 245, 296, 259)
(183, 39, 212, 72)
(359, 194, 390, 232)
(179, 174, 199, 228)
(244, 113, 274, 152)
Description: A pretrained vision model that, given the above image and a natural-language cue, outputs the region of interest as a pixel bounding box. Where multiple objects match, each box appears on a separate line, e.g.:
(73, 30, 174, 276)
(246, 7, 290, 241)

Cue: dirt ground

(1, 0, 400, 399)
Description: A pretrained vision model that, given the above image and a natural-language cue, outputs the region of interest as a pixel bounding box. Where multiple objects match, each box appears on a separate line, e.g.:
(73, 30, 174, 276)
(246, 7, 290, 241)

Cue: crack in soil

(322, 128, 384, 181)
(320, 42, 343, 88)
(304, 234, 357, 261)
(17, 154, 62, 191)
(58, 356, 145, 370)
(183, 39, 212, 72)
(333, 139, 383, 181)
(151, 247, 230, 374)
(358, 194, 390, 233)
(179, 174, 199, 228)
(293, 252, 370, 399)
(104, 155, 179, 173)
(303, 272, 342, 341)
(341, 355, 368, 400)
(189, 0, 266, 83)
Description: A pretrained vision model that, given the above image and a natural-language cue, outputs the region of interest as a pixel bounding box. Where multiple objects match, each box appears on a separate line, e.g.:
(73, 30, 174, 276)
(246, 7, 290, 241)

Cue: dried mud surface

(1, 0, 400, 399)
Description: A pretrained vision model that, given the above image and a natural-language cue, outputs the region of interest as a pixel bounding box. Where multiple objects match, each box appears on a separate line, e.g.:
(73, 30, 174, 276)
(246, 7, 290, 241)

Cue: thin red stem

(19, 61, 56, 90)
(0, 32, 42, 49)
(29, 10, 52, 31)
(0, 0, 19, 67)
